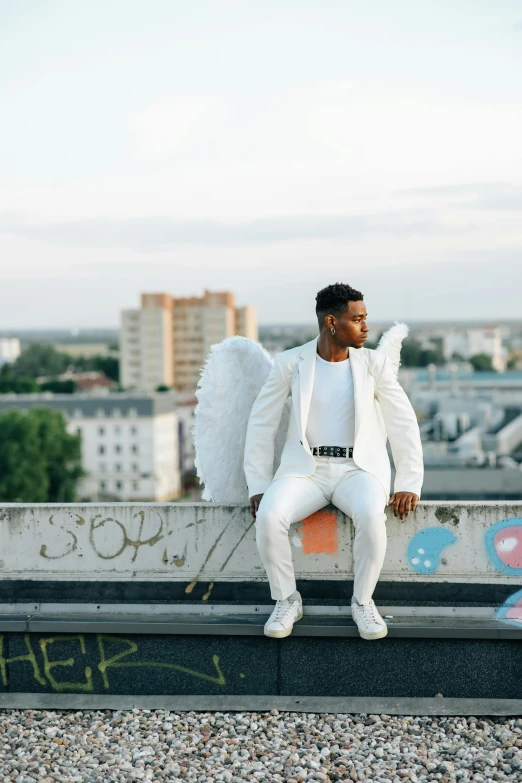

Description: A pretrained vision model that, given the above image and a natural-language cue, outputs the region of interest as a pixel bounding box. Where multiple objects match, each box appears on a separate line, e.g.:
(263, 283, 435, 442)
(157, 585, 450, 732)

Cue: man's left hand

(388, 492, 419, 520)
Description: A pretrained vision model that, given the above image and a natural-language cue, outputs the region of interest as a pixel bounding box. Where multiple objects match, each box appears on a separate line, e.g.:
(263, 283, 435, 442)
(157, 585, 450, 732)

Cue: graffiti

(185, 527, 229, 593)
(0, 633, 227, 692)
(495, 588, 522, 627)
(484, 518, 522, 575)
(40, 510, 166, 563)
(297, 510, 338, 555)
(201, 582, 215, 601)
(407, 527, 457, 575)
(219, 519, 256, 572)
(39, 512, 83, 559)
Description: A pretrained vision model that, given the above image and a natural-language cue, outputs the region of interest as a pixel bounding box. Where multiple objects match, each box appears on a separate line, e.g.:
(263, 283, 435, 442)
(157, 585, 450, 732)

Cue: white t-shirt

(305, 352, 355, 448)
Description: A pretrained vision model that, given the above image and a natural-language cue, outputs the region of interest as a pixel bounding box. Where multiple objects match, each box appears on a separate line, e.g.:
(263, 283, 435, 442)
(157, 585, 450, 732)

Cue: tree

(39, 379, 77, 394)
(0, 365, 39, 393)
(399, 338, 444, 367)
(92, 355, 119, 382)
(0, 408, 85, 502)
(65, 354, 119, 382)
(11, 342, 70, 378)
(469, 353, 495, 372)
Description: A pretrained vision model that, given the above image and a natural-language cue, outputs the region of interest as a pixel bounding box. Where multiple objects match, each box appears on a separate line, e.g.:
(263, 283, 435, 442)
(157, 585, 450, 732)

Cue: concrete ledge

(0, 603, 520, 638)
(1, 693, 521, 716)
(1, 502, 522, 590)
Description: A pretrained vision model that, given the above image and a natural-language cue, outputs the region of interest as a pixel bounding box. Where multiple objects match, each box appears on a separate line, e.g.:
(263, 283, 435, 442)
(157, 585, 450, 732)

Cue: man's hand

(249, 494, 264, 519)
(388, 492, 418, 520)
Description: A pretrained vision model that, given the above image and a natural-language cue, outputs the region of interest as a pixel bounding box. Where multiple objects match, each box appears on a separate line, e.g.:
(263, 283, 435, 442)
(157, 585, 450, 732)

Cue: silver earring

(331, 328, 335, 335)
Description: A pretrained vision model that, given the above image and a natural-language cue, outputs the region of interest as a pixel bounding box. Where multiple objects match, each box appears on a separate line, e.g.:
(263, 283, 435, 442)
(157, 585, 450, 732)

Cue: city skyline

(1, 1, 522, 328)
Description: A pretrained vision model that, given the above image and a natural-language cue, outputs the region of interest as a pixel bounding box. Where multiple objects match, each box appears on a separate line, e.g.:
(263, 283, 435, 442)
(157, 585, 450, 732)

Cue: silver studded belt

(311, 446, 353, 458)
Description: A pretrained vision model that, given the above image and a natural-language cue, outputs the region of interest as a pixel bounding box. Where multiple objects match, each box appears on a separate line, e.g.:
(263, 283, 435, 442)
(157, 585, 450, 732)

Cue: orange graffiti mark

(299, 510, 338, 555)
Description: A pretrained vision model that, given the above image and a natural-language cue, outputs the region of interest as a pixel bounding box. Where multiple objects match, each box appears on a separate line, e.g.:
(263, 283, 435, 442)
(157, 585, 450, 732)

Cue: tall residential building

(0, 392, 181, 502)
(120, 290, 257, 391)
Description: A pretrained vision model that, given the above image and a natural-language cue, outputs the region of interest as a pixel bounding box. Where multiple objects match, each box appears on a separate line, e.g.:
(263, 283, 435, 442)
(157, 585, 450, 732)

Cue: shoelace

(272, 599, 297, 623)
(357, 601, 381, 626)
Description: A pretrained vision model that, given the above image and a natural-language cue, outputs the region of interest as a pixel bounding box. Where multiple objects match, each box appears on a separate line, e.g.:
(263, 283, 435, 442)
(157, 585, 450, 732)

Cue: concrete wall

(0, 502, 521, 590)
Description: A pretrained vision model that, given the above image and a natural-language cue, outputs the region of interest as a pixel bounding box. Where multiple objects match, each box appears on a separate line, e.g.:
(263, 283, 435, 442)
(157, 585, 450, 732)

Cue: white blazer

(243, 336, 424, 501)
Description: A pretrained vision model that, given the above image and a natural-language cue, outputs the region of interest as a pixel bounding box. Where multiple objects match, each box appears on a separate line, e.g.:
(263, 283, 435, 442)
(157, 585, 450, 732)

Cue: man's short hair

(315, 282, 364, 328)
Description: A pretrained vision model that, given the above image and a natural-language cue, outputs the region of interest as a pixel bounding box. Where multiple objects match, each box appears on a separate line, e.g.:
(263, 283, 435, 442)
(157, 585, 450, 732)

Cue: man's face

(330, 300, 369, 348)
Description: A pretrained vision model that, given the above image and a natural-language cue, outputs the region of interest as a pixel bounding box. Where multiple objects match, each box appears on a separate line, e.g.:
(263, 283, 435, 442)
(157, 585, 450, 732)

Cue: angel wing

(193, 323, 409, 502)
(374, 321, 409, 374)
(192, 336, 290, 502)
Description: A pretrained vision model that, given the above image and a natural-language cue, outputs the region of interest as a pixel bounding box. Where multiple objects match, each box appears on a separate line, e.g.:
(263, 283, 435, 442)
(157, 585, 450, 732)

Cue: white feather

(375, 321, 409, 379)
(192, 336, 290, 502)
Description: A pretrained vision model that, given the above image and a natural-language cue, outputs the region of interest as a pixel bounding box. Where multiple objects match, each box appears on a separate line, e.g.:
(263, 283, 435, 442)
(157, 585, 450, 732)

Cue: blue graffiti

(484, 517, 522, 576)
(495, 587, 522, 628)
(407, 527, 457, 575)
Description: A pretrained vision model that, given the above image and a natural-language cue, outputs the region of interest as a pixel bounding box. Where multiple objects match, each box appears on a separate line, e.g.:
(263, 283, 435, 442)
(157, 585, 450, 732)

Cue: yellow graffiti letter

(39, 634, 93, 692)
(96, 634, 226, 688)
(97, 634, 139, 689)
(0, 634, 46, 687)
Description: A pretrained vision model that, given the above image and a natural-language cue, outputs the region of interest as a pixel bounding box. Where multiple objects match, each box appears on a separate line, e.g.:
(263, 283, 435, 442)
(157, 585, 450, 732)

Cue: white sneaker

(264, 593, 303, 638)
(351, 596, 388, 640)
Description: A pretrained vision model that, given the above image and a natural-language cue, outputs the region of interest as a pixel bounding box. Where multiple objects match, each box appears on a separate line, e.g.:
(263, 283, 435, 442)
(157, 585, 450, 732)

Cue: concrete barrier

(0, 502, 521, 592)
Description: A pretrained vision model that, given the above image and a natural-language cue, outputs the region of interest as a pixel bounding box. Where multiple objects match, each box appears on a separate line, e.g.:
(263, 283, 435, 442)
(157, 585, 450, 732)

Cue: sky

(1, 0, 522, 329)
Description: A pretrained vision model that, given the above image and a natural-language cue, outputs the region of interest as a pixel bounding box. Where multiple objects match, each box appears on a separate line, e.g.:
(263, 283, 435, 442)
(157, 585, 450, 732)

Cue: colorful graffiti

(495, 588, 522, 628)
(484, 517, 522, 575)
(297, 510, 338, 555)
(407, 527, 457, 575)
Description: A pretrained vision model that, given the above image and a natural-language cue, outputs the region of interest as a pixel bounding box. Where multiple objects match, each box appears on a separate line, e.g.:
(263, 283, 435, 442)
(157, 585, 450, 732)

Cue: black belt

(311, 446, 353, 458)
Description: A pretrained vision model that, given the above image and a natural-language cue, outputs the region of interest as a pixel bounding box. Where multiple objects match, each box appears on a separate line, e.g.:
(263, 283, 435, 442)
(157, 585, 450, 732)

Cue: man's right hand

(249, 494, 264, 519)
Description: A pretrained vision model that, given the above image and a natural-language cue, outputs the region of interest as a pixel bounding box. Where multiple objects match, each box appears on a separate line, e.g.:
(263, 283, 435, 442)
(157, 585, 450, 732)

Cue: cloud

(2, 250, 522, 329)
(0, 209, 475, 251)
(397, 181, 522, 210)
(131, 99, 218, 159)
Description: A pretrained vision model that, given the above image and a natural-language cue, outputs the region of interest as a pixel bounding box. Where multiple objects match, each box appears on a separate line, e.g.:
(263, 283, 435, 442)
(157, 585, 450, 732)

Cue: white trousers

(255, 456, 388, 604)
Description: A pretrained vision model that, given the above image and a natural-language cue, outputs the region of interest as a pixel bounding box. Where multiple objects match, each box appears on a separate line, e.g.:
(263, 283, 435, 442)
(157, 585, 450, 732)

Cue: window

(112, 408, 121, 418)
(76, 427, 82, 436)
(114, 444, 121, 454)
(96, 408, 105, 417)
(132, 481, 139, 491)
(128, 407, 138, 417)
(99, 480, 106, 491)
(114, 425, 121, 435)
(131, 444, 139, 455)
(73, 408, 83, 418)
(131, 426, 137, 435)
(115, 480, 122, 490)
(132, 463, 139, 473)
(98, 445, 105, 455)
(98, 426, 105, 436)
(99, 463, 106, 473)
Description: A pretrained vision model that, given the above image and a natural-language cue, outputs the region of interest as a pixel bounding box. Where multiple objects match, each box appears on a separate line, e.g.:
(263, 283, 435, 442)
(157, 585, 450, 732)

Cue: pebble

(0, 710, 521, 781)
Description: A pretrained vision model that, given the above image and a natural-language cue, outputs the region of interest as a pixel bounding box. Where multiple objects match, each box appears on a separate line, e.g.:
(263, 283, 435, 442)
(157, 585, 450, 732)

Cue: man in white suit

(243, 283, 423, 641)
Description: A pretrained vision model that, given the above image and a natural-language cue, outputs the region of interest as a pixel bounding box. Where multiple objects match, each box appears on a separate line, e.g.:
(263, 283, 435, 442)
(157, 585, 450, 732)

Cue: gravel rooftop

(1, 709, 521, 782)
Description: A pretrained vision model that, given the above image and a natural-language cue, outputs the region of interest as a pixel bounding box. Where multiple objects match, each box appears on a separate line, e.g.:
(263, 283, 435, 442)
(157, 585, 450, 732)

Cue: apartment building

(0, 337, 21, 366)
(120, 290, 257, 391)
(442, 326, 506, 372)
(0, 393, 181, 502)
